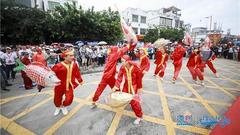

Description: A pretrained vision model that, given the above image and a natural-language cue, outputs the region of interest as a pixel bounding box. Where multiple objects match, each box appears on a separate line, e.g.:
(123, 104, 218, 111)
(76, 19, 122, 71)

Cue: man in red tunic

(51, 50, 83, 116)
(92, 43, 134, 107)
(170, 40, 186, 83)
(154, 47, 168, 80)
(21, 52, 33, 90)
(112, 55, 143, 124)
(187, 48, 204, 86)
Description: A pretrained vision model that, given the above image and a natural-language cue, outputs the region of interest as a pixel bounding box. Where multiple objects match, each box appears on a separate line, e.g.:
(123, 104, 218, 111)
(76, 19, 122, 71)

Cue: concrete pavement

(1, 58, 240, 135)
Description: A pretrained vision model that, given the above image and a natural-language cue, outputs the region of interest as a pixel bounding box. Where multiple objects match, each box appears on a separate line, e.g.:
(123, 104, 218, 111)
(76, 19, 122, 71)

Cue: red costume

(114, 58, 143, 118)
(138, 52, 150, 73)
(170, 44, 186, 80)
(21, 56, 33, 89)
(154, 50, 168, 77)
(187, 52, 204, 81)
(92, 46, 130, 102)
(51, 51, 83, 107)
(202, 53, 217, 74)
(32, 49, 47, 66)
(135, 48, 150, 81)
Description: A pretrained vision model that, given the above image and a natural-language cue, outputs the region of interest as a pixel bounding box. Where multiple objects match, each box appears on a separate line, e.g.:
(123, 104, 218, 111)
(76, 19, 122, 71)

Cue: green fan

(14, 59, 26, 72)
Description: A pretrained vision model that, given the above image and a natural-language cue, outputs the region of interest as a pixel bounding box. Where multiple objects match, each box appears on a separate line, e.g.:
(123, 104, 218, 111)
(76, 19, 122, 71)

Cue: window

(140, 28, 146, 35)
(48, 1, 60, 10)
(160, 17, 172, 27)
(132, 14, 138, 22)
(132, 27, 138, 34)
(166, 19, 172, 27)
(140, 16, 146, 24)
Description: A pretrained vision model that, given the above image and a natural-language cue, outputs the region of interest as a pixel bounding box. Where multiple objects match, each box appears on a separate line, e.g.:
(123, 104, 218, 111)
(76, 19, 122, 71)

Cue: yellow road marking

(174, 123, 210, 135)
(0, 91, 52, 105)
(106, 103, 127, 135)
(180, 77, 218, 116)
(144, 90, 230, 107)
(0, 115, 35, 135)
(156, 77, 176, 135)
(74, 95, 210, 135)
(11, 97, 53, 120)
(144, 78, 239, 92)
(106, 112, 122, 135)
(205, 78, 236, 100)
(225, 87, 240, 92)
(123, 110, 166, 125)
(43, 92, 94, 135)
(2, 73, 236, 135)
(219, 75, 240, 86)
(43, 103, 84, 135)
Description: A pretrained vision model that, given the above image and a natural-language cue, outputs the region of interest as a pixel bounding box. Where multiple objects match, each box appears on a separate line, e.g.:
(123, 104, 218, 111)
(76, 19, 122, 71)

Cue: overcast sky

(78, 0, 240, 35)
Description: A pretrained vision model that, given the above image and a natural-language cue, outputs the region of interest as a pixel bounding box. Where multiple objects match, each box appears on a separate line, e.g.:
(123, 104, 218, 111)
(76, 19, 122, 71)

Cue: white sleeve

(2, 54, 6, 60)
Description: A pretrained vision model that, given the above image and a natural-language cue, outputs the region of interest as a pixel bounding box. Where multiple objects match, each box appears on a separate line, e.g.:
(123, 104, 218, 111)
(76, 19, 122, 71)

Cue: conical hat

(153, 38, 169, 49)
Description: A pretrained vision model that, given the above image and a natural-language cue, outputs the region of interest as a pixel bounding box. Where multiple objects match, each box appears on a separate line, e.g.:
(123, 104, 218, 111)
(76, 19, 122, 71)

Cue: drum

(105, 92, 133, 108)
(201, 50, 212, 61)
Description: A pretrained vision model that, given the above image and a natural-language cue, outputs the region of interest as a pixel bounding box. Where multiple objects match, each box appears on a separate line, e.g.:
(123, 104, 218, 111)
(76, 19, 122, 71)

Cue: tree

(1, 0, 48, 44)
(144, 26, 185, 43)
(1, 1, 123, 45)
(143, 26, 160, 43)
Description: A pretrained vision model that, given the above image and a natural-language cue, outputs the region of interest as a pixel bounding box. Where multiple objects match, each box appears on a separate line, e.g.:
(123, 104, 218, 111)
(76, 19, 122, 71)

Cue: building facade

(122, 6, 184, 35)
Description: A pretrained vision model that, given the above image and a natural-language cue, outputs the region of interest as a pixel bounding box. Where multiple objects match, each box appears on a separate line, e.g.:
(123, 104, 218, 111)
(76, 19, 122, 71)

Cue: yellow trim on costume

(158, 53, 166, 67)
(61, 62, 74, 90)
(65, 51, 74, 56)
(140, 55, 147, 65)
(124, 66, 135, 95)
(140, 47, 148, 56)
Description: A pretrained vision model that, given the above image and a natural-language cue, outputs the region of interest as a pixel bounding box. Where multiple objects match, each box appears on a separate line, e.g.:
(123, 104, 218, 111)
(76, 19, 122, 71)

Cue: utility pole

(209, 16, 212, 31)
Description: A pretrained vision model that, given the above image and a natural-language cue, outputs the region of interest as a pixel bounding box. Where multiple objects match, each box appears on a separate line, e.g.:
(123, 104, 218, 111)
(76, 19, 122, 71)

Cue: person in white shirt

(2, 47, 17, 80)
(18, 45, 32, 59)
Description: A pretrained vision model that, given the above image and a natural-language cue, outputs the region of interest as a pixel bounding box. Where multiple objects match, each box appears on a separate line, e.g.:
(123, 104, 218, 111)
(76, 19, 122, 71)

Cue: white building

(16, 0, 78, 11)
(122, 6, 184, 35)
(191, 25, 224, 44)
(191, 27, 208, 43)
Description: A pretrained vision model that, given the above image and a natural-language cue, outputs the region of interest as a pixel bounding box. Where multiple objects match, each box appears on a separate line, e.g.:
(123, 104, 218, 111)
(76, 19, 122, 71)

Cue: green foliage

(144, 26, 185, 43)
(0, 1, 122, 45)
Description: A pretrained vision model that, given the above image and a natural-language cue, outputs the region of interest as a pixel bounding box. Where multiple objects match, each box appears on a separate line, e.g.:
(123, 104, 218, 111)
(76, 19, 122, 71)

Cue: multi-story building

(15, 0, 78, 11)
(192, 25, 224, 44)
(122, 6, 184, 35)
(191, 27, 208, 43)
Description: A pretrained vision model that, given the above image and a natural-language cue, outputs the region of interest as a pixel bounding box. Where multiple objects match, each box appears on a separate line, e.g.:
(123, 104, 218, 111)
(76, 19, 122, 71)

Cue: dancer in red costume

(51, 50, 83, 116)
(170, 40, 186, 83)
(200, 46, 218, 78)
(187, 48, 205, 86)
(112, 55, 143, 124)
(154, 47, 168, 80)
(21, 52, 33, 89)
(92, 42, 135, 107)
(135, 47, 150, 78)
(32, 47, 47, 66)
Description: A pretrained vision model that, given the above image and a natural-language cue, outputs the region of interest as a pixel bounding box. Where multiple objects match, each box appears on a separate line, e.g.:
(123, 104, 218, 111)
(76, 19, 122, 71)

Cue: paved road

(1, 58, 240, 135)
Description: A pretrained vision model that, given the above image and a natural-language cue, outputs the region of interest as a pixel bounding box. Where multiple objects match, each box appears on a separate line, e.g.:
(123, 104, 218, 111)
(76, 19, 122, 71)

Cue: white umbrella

(98, 41, 107, 45)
